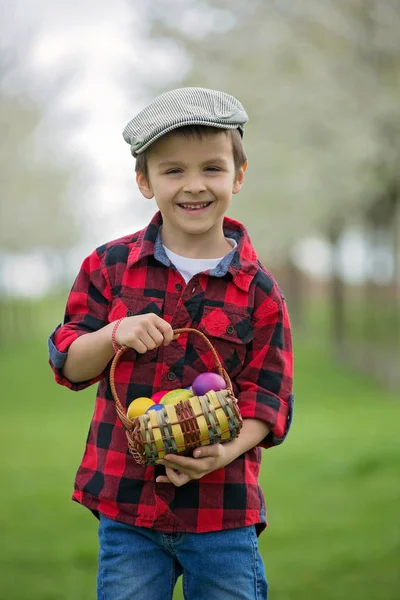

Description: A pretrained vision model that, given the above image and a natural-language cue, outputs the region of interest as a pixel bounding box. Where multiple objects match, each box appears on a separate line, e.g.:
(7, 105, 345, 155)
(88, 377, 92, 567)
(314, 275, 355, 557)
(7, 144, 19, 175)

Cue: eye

(165, 168, 182, 175)
(205, 166, 221, 172)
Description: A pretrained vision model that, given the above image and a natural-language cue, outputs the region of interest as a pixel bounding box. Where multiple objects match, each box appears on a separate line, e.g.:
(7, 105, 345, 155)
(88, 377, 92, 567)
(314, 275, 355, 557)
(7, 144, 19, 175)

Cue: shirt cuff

(48, 324, 68, 368)
(238, 392, 294, 449)
(263, 394, 294, 448)
(48, 324, 104, 391)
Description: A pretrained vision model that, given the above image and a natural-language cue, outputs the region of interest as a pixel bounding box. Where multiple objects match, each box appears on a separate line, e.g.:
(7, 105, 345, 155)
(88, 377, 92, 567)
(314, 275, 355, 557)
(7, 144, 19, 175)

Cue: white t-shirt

(163, 238, 237, 284)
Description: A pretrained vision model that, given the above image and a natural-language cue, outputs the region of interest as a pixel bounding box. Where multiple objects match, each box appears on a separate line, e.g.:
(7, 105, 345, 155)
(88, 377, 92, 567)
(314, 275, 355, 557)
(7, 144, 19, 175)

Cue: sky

(2, 0, 189, 243)
(0, 0, 393, 295)
(0, 0, 189, 294)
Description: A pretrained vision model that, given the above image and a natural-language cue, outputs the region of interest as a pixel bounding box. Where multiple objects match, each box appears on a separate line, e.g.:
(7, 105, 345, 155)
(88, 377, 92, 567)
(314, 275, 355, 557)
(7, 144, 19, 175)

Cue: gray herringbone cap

(123, 87, 248, 156)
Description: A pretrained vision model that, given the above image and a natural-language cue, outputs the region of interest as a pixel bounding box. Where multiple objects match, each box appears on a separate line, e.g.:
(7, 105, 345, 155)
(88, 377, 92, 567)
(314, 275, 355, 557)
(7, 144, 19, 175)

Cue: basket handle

(109, 327, 233, 430)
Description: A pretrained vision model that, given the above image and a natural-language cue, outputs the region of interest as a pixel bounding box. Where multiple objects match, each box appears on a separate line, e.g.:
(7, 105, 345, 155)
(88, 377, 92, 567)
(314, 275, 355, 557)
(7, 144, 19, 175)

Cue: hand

(155, 444, 230, 487)
(114, 314, 176, 354)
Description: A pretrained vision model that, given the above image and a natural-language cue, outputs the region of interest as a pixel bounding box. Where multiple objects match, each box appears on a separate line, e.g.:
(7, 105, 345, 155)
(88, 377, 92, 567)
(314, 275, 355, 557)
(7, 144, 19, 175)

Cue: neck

(160, 223, 232, 259)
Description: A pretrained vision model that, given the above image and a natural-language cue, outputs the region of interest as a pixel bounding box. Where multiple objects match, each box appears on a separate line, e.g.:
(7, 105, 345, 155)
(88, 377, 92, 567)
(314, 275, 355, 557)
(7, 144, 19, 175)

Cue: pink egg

(151, 390, 169, 404)
(192, 372, 227, 396)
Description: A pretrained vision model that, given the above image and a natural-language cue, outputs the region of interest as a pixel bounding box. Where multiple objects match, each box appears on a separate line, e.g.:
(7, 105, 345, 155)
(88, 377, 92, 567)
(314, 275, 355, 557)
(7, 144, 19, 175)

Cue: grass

(0, 331, 399, 599)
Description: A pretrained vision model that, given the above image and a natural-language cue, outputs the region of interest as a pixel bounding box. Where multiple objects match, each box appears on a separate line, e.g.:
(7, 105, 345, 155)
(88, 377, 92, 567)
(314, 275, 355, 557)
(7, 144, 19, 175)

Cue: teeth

(180, 203, 210, 209)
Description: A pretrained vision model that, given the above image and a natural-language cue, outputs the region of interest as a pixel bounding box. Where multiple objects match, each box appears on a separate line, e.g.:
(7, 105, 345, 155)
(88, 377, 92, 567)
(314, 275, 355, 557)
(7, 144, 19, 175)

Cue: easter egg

(146, 404, 165, 413)
(151, 390, 169, 404)
(161, 388, 194, 406)
(127, 397, 155, 419)
(192, 372, 227, 396)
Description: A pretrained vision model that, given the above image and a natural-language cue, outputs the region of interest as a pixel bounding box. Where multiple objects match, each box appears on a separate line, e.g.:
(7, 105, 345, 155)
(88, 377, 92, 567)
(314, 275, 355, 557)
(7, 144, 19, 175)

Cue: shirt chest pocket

(108, 294, 164, 321)
(197, 306, 254, 378)
(108, 294, 165, 363)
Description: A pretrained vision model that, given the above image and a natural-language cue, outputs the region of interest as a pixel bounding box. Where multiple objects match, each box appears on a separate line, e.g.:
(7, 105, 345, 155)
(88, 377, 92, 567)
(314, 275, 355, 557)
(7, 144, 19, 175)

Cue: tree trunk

(283, 259, 304, 330)
(391, 192, 400, 362)
(328, 222, 345, 352)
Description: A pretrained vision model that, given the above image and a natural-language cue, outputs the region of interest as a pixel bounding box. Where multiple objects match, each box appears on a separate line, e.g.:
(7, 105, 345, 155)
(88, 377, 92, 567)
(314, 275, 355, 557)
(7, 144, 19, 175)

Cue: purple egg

(192, 372, 227, 396)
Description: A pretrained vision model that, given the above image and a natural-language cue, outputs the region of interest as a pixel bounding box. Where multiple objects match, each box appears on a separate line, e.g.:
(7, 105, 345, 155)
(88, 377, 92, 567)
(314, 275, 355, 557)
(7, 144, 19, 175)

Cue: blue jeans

(97, 514, 268, 600)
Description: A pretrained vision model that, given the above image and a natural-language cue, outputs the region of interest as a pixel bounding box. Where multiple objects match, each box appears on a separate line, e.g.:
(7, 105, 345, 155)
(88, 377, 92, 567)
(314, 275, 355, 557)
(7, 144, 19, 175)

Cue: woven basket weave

(110, 327, 243, 466)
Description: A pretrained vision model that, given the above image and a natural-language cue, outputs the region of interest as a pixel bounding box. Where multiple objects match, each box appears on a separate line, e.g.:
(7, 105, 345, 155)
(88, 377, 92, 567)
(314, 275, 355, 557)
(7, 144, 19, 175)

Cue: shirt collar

(128, 211, 258, 291)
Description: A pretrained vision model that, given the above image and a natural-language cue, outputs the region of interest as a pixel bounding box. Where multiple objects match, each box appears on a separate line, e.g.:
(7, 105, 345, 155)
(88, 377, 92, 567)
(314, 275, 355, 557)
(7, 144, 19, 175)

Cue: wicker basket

(110, 327, 243, 466)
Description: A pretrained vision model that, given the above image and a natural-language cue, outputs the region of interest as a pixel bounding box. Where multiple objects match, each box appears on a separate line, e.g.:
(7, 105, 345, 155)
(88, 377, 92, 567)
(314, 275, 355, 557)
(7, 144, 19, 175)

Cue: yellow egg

(127, 397, 155, 420)
(160, 388, 194, 406)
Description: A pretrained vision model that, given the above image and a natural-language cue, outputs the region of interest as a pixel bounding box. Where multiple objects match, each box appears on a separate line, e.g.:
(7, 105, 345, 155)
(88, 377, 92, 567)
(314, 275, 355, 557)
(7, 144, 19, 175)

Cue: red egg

(151, 390, 169, 404)
(192, 372, 227, 396)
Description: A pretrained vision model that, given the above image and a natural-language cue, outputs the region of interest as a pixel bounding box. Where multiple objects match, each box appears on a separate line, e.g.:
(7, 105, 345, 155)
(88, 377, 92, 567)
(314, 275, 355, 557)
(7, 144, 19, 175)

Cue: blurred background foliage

(0, 1, 399, 599)
(145, 0, 400, 386)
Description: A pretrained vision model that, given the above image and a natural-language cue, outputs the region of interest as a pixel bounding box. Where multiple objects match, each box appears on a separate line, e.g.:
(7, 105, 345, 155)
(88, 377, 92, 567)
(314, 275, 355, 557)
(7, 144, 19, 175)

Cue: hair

(135, 125, 247, 181)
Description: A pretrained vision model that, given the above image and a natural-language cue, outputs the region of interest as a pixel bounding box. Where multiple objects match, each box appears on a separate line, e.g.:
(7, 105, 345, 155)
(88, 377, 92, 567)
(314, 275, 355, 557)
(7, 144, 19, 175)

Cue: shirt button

(126, 310, 134, 317)
(175, 283, 182, 291)
(226, 325, 234, 335)
(167, 371, 176, 381)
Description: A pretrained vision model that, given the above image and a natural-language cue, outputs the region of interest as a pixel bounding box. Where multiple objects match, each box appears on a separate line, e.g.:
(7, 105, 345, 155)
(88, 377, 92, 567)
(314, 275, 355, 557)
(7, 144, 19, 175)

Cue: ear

(136, 172, 154, 199)
(232, 161, 247, 194)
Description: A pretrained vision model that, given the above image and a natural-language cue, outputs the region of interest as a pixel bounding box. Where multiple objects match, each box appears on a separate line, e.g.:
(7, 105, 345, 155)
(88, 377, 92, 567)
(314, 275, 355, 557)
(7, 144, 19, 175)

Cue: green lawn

(0, 334, 399, 599)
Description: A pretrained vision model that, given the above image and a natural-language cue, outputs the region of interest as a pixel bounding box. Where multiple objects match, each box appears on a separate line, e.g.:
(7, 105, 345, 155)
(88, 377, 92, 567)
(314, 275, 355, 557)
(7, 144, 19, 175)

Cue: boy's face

(136, 131, 245, 243)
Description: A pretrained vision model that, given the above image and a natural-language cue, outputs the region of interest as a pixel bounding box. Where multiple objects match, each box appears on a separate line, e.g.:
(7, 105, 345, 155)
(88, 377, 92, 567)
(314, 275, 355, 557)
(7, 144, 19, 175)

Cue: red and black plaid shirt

(48, 212, 294, 534)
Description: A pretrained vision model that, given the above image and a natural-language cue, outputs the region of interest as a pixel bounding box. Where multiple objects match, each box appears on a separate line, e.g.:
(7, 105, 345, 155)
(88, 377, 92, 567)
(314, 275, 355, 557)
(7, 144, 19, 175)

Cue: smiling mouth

(177, 202, 213, 211)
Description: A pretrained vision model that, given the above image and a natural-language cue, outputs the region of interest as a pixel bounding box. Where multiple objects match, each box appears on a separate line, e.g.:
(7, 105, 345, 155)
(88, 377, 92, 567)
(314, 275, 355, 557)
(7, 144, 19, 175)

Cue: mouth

(177, 201, 213, 212)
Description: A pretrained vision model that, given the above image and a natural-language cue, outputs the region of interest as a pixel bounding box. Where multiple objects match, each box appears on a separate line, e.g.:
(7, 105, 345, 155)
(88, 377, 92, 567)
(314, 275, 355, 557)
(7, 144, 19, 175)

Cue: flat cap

(123, 87, 248, 156)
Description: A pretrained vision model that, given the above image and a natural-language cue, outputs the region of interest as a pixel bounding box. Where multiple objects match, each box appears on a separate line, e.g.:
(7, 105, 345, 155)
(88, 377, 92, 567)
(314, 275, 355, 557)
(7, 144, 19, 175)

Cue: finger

(130, 332, 155, 353)
(162, 454, 200, 469)
(161, 329, 174, 346)
(156, 473, 191, 486)
(152, 318, 174, 346)
(192, 444, 223, 459)
(161, 467, 191, 487)
(129, 337, 148, 354)
(155, 475, 171, 484)
(136, 322, 169, 351)
(147, 325, 165, 348)
(162, 454, 210, 476)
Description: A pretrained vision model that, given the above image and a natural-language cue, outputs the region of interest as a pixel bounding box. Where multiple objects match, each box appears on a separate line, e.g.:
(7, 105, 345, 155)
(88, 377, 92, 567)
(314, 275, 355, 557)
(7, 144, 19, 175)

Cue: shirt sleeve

(235, 289, 294, 448)
(48, 248, 112, 391)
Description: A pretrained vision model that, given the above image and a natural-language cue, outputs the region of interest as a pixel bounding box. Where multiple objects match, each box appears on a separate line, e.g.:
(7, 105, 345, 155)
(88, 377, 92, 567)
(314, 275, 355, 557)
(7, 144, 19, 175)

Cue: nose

(182, 174, 206, 195)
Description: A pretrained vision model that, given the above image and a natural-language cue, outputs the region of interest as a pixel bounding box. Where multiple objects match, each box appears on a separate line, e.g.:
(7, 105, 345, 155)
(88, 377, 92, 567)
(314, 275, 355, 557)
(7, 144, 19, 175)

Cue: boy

(48, 87, 294, 600)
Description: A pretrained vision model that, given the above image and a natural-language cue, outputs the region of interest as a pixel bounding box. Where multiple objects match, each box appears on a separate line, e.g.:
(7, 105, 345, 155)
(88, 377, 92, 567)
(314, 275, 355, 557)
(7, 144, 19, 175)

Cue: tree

(141, 0, 400, 258)
(0, 92, 76, 252)
(136, 1, 400, 385)
(0, 51, 77, 342)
